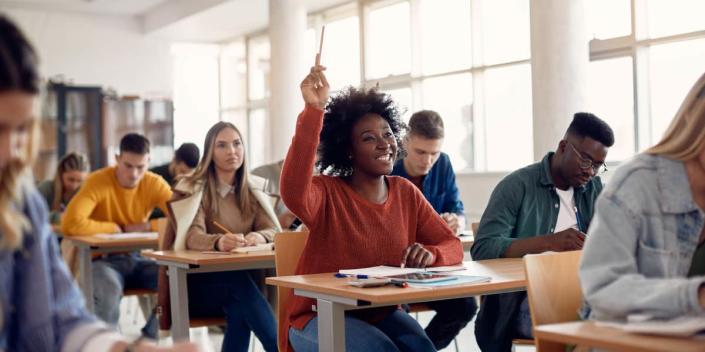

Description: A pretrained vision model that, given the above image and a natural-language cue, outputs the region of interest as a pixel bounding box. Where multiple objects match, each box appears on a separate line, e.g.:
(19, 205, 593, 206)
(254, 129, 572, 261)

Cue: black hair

(0, 15, 39, 93)
(174, 142, 200, 168)
(317, 86, 406, 176)
(119, 133, 150, 155)
(566, 112, 615, 147)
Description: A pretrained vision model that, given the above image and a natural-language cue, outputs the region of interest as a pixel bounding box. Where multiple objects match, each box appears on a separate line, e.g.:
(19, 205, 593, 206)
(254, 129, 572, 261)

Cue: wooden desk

(66, 234, 158, 312)
(460, 234, 473, 251)
(266, 258, 526, 351)
(534, 321, 705, 352)
(143, 250, 276, 340)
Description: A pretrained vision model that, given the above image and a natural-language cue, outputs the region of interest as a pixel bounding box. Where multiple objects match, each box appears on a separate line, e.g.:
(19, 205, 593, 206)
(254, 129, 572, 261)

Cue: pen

(213, 220, 231, 234)
(574, 206, 584, 233)
(390, 281, 408, 288)
(334, 273, 369, 279)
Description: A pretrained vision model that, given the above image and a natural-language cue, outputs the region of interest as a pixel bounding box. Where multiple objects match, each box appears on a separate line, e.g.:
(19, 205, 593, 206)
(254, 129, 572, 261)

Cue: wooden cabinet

(34, 83, 174, 181)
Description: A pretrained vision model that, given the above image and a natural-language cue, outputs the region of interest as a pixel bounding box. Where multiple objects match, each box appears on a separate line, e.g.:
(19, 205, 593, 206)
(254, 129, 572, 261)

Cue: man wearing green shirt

(471, 112, 614, 352)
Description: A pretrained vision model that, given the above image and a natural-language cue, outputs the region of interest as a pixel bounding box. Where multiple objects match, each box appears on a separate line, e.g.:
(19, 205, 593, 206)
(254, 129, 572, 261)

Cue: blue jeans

(92, 253, 158, 338)
(289, 309, 436, 352)
(188, 270, 277, 352)
(513, 296, 534, 339)
(424, 297, 478, 349)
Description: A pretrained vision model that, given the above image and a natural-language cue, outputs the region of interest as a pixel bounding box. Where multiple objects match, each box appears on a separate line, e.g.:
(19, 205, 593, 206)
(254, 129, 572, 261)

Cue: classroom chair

(274, 231, 310, 352)
(524, 250, 583, 352)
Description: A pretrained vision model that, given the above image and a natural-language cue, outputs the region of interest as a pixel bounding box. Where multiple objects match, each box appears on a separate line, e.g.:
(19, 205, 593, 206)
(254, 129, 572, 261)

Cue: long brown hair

(182, 122, 254, 217)
(647, 72, 705, 160)
(0, 15, 40, 250)
(51, 152, 89, 211)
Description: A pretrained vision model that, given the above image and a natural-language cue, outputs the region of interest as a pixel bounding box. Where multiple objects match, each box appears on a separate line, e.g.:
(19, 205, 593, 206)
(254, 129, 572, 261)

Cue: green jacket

(471, 152, 603, 352)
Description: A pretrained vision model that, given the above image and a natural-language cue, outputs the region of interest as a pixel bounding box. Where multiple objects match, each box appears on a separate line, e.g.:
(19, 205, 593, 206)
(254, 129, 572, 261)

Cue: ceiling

(0, 0, 352, 42)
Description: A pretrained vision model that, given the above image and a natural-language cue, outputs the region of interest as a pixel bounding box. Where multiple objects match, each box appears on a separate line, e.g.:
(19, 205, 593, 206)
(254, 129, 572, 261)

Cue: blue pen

(574, 206, 584, 233)
(334, 273, 369, 279)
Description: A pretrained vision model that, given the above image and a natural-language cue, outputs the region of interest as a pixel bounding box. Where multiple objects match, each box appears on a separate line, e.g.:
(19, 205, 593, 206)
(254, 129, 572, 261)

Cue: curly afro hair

(317, 86, 407, 176)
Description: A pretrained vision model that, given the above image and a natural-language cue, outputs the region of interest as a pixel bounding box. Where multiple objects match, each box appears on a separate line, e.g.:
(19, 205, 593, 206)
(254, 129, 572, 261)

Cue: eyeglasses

(567, 142, 608, 175)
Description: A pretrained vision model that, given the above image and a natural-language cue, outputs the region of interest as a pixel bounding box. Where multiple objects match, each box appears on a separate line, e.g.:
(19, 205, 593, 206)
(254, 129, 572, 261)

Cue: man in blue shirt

(391, 110, 477, 349)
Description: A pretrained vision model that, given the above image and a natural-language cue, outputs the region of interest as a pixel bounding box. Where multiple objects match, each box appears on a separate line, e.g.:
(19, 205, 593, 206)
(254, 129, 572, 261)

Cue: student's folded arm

(60, 185, 119, 236)
(580, 195, 705, 319)
(470, 179, 523, 260)
(185, 205, 222, 251)
(280, 105, 327, 225)
(414, 188, 463, 266)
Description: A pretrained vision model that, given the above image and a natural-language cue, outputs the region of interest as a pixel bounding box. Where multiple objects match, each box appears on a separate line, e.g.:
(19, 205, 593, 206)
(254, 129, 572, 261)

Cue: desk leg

(78, 246, 94, 312)
(168, 266, 190, 341)
(317, 299, 346, 352)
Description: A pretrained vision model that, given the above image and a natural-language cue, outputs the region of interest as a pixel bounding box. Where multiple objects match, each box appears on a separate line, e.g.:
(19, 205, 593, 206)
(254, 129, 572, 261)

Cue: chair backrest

(524, 250, 583, 327)
(471, 222, 479, 235)
(273, 231, 310, 349)
(156, 217, 168, 250)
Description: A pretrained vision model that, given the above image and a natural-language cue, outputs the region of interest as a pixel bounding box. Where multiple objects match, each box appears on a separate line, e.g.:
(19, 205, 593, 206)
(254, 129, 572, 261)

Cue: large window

(588, 0, 705, 158)
(191, 0, 705, 174)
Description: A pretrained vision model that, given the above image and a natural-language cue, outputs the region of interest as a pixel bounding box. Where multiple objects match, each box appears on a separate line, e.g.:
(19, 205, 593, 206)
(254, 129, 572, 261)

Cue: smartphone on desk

(387, 272, 458, 284)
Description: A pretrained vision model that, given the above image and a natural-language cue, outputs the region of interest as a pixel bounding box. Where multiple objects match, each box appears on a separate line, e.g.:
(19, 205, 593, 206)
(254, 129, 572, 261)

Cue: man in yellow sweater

(62, 133, 172, 338)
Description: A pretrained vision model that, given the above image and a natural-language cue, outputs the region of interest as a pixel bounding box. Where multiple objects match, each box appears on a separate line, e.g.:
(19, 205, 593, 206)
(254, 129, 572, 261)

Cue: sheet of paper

(94, 232, 158, 240)
(426, 264, 468, 273)
(596, 315, 705, 337)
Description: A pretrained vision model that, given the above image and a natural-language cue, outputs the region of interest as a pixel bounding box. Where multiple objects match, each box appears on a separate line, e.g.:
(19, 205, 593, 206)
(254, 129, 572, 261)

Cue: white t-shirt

(554, 187, 577, 232)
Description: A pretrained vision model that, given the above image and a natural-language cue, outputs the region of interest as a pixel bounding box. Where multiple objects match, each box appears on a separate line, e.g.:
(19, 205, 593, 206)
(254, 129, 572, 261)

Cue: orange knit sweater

(279, 105, 463, 350)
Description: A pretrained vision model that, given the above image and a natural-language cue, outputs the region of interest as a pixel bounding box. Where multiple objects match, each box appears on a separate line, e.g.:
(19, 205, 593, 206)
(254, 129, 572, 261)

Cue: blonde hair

(647, 72, 705, 160)
(51, 152, 89, 211)
(182, 122, 254, 218)
(0, 118, 38, 250)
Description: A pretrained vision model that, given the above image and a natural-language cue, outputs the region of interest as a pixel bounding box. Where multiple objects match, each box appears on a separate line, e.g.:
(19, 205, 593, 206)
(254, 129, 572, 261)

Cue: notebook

(94, 232, 158, 240)
(339, 264, 468, 277)
(231, 242, 274, 253)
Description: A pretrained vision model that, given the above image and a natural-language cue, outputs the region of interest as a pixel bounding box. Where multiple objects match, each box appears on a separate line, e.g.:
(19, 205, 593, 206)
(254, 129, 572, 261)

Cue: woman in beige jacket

(159, 121, 280, 352)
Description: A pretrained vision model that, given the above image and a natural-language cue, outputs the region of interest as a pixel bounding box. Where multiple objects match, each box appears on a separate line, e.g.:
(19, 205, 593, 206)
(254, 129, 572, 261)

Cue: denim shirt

(580, 154, 705, 321)
(0, 181, 107, 351)
(391, 152, 464, 215)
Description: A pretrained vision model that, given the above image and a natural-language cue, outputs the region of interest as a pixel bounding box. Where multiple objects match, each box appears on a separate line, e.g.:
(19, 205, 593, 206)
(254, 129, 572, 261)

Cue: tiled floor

(118, 296, 535, 352)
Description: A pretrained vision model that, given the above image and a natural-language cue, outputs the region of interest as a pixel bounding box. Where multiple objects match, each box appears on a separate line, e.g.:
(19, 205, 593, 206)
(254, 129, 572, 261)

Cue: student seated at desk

(160, 121, 279, 352)
(0, 14, 194, 352)
(390, 110, 477, 350)
(36, 152, 89, 229)
(280, 58, 463, 352)
(61, 133, 173, 339)
(471, 113, 614, 352)
(580, 72, 705, 322)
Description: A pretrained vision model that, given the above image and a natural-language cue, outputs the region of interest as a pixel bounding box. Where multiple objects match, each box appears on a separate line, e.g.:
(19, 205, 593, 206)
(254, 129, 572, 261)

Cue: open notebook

(231, 242, 274, 253)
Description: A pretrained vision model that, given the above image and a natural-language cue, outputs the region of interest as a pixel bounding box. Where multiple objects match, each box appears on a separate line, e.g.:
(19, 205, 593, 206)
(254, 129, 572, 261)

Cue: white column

(530, 0, 589, 161)
(269, 0, 307, 162)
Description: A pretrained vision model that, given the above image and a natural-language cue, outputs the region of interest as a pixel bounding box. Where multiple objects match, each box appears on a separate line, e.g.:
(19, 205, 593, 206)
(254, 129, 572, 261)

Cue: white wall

(2, 8, 173, 97)
(457, 172, 506, 222)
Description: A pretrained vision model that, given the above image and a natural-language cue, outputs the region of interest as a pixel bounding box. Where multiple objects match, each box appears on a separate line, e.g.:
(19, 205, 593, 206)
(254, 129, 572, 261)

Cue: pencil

(316, 25, 326, 66)
(212, 220, 231, 234)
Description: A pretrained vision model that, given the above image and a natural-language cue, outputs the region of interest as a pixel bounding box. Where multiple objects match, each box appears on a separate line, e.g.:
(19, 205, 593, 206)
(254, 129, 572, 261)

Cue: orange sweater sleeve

(411, 183, 464, 266)
(280, 105, 326, 225)
(61, 176, 120, 236)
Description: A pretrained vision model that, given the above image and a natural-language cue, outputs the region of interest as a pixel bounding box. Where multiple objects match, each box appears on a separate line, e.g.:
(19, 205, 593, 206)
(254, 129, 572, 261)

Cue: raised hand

(300, 54, 329, 110)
